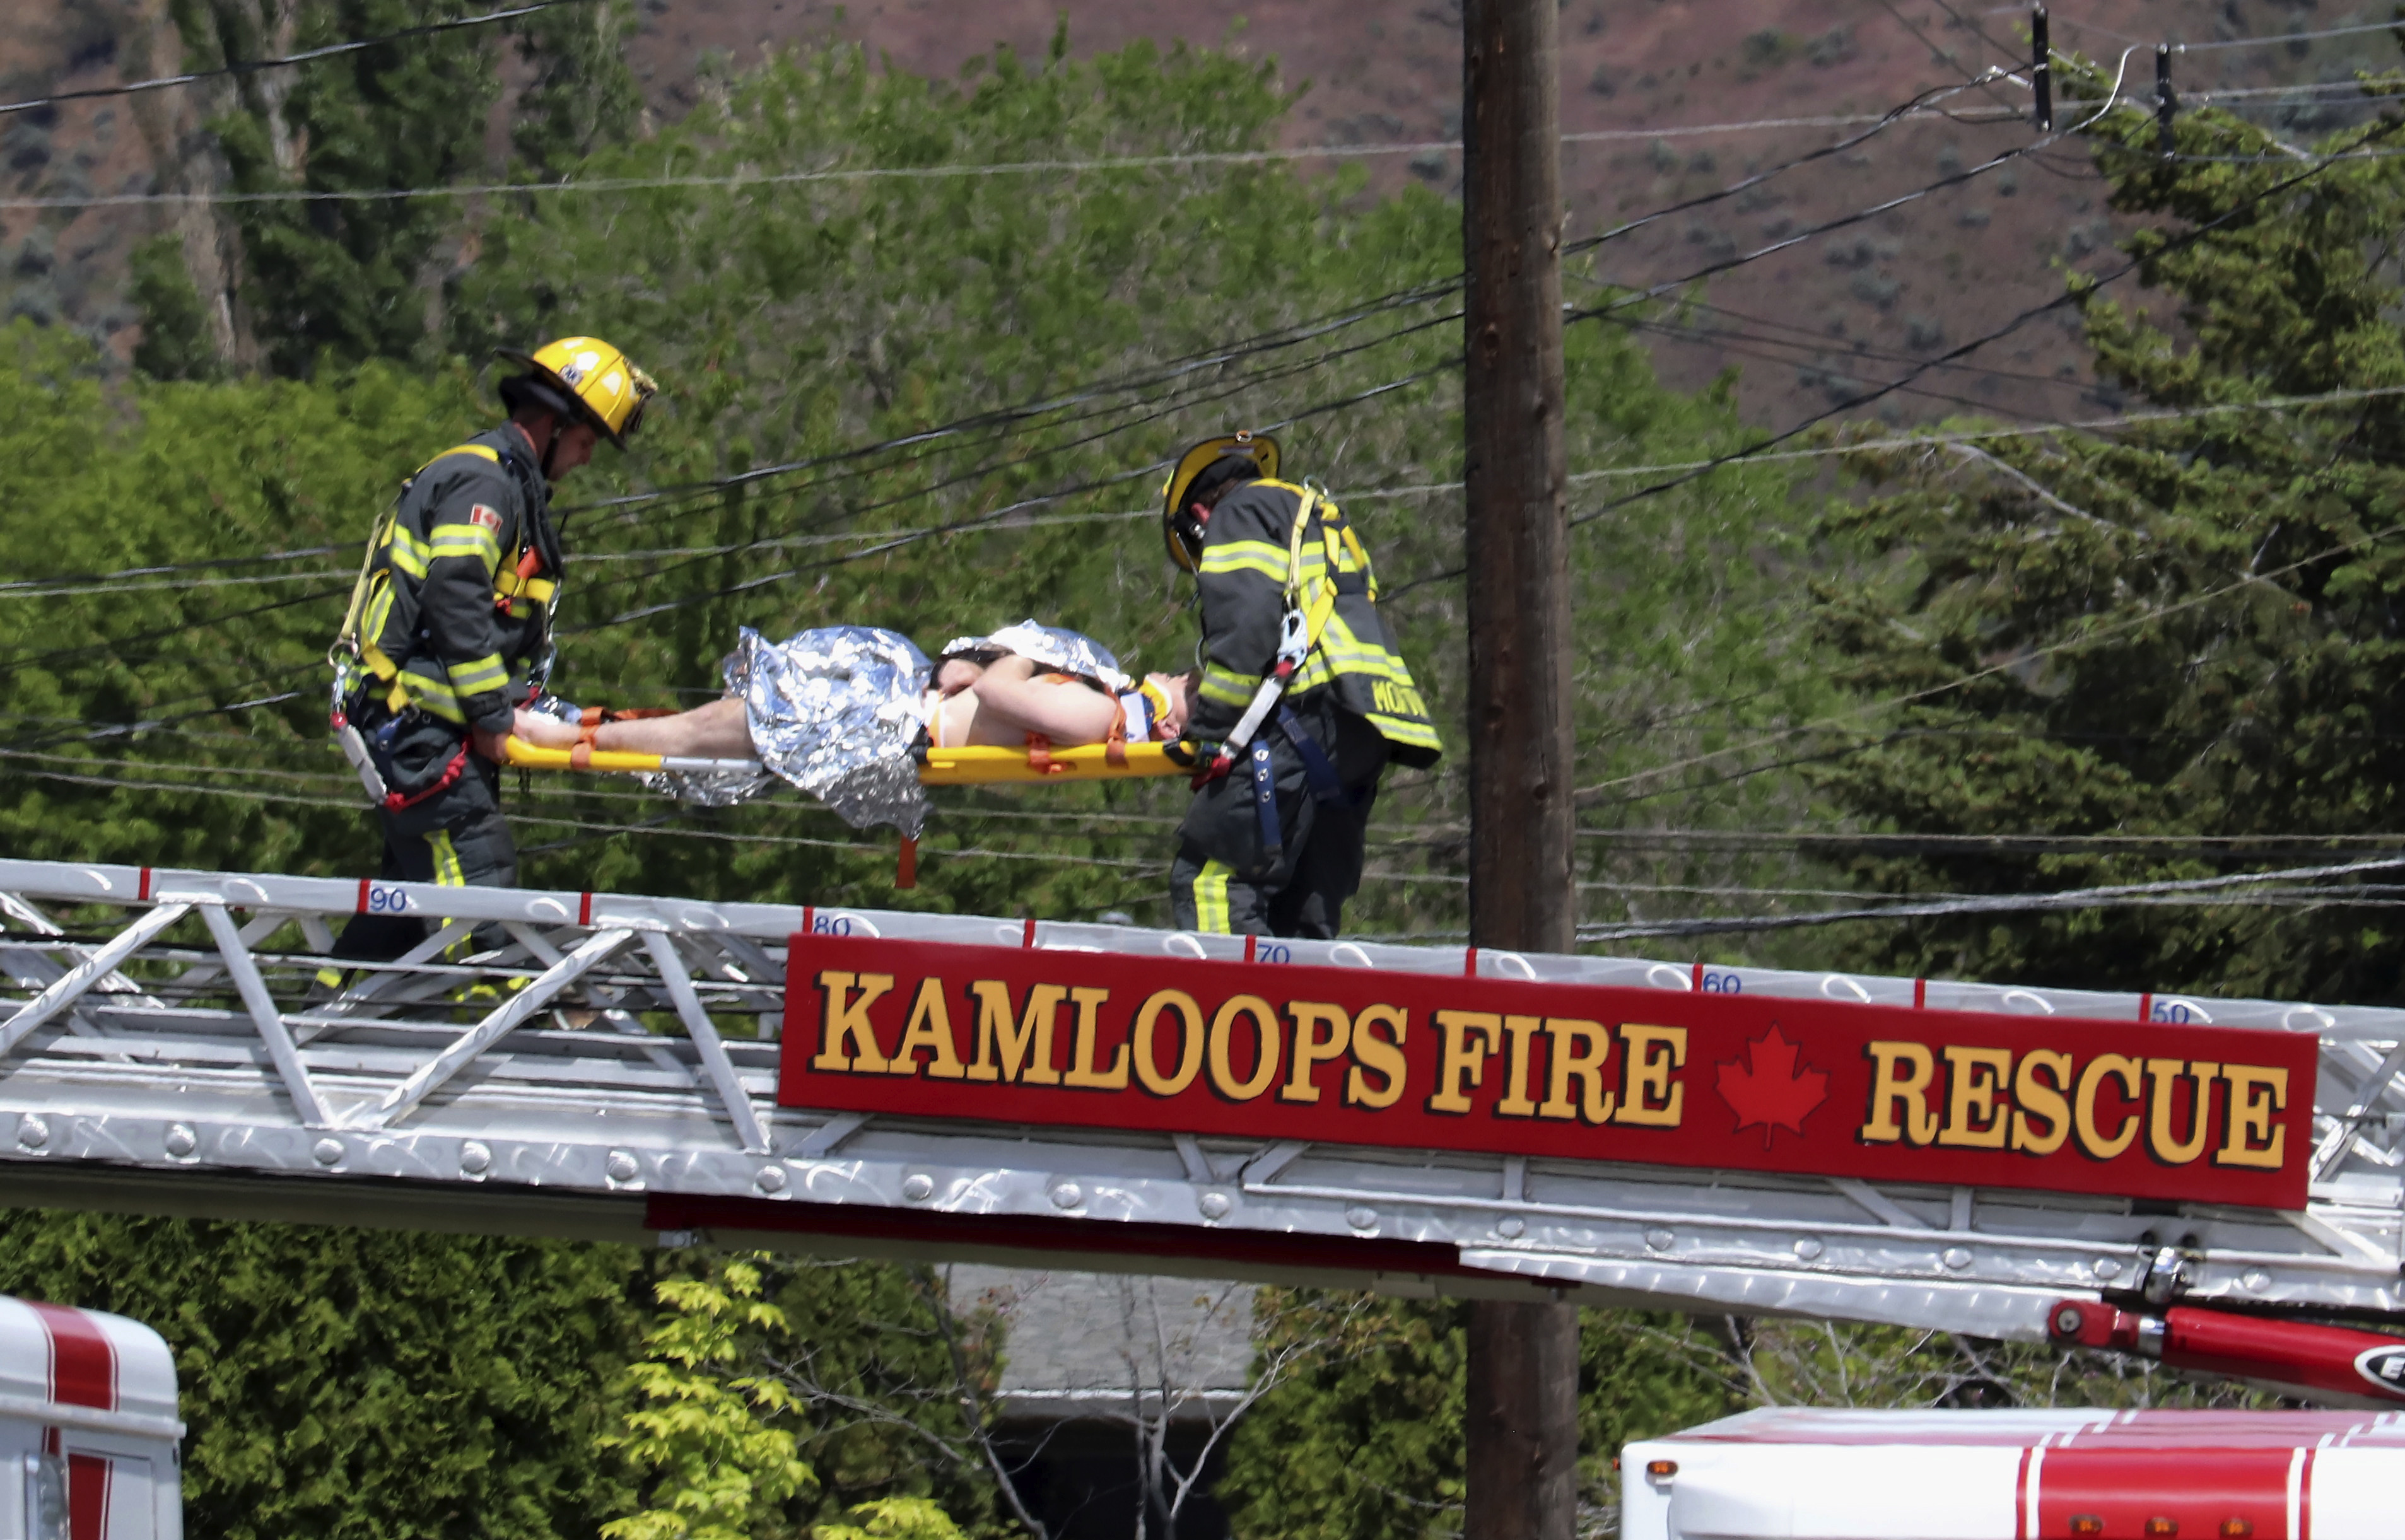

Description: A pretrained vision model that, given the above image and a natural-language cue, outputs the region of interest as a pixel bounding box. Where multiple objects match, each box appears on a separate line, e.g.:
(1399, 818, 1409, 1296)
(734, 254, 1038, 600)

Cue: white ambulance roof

(1652, 1406, 2405, 1449)
(0, 1294, 179, 1426)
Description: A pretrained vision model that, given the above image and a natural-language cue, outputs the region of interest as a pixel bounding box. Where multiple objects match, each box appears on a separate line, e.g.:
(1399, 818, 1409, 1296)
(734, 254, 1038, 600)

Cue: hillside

(3, 0, 2388, 430)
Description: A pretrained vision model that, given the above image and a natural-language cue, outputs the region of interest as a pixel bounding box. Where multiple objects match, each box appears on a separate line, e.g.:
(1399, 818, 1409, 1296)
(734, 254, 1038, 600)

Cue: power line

(2177, 19, 2405, 50)
(0, 100, 2029, 213)
(1574, 520, 2405, 803)
(546, 98, 2078, 613)
(1578, 853, 2405, 939)
(0, 0, 594, 119)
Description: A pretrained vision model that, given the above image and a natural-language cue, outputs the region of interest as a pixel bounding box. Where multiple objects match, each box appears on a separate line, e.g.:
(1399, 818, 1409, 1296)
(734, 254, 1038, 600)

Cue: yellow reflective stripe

(363, 586, 396, 653)
(1314, 618, 1415, 679)
(1365, 713, 1444, 750)
(1198, 664, 1255, 708)
(394, 669, 464, 722)
(426, 830, 467, 887)
(447, 654, 509, 695)
(1198, 540, 1289, 580)
(1194, 860, 1235, 934)
(382, 525, 430, 580)
(429, 522, 502, 570)
(416, 443, 501, 474)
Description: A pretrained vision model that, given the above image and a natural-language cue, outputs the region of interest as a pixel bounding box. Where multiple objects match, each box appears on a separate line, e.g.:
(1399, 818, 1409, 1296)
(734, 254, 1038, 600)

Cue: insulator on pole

(2155, 44, 2177, 158)
(2032, 6, 2053, 131)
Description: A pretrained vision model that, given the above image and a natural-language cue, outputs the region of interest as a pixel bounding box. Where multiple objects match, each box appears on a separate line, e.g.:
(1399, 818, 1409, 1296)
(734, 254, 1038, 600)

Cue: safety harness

(327, 442, 559, 811)
(1195, 484, 1378, 858)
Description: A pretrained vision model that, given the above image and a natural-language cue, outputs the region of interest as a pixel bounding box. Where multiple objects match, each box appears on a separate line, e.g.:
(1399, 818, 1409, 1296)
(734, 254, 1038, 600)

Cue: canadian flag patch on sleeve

(469, 504, 502, 531)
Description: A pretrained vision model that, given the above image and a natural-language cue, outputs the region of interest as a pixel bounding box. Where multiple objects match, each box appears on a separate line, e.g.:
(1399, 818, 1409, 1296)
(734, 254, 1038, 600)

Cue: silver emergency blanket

(938, 620, 1131, 692)
(646, 626, 932, 834)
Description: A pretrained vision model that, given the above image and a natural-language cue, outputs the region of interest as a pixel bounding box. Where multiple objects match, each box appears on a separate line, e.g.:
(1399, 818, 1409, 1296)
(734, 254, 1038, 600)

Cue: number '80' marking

(811, 914, 855, 936)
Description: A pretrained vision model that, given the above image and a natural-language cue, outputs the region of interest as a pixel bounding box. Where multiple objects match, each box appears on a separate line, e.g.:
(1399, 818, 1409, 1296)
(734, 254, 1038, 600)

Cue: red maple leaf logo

(1716, 1026, 1829, 1150)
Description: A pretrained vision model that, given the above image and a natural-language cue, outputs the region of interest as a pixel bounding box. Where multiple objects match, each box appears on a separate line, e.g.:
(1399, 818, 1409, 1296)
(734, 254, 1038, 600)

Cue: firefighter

(325, 337, 657, 967)
(1161, 433, 1442, 938)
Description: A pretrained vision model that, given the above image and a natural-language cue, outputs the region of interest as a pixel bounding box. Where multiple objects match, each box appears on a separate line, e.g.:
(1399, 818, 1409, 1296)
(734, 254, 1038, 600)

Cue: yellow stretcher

(498, 733, 1193, 889)
(498, 736, 1195, 784)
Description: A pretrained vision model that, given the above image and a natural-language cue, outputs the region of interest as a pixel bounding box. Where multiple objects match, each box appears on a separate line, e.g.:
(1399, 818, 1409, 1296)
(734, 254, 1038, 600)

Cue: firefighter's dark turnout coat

(332, 425, 560, 964)
(1172, 478, 1441, 938)
(356, 425, 561, 742)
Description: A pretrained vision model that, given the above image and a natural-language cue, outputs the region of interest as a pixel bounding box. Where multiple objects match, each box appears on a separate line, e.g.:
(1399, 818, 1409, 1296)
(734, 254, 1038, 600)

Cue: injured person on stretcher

(514, 644, 1191, 756)
(508, 621, 1192, 834)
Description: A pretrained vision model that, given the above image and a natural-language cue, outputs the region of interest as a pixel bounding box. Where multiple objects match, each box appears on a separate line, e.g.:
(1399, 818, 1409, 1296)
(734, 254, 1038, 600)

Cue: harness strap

(1248, 740, 1282, 860)
(1276, 706, 1360, 808)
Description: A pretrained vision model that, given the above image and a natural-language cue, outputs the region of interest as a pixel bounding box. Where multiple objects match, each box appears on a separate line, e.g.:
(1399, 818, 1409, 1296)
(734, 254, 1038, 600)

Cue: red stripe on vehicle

(357, 878, 372, 914)
(28, 1301, 115, 1411)
(66, 1452, 108, 1540)
(1691, 960, 1704, 991)
(579, 892, 593, 926)
(1463, 947, 1478, 977)
(136, 868, 151, 902)
(1913, 977, 1927, 1009)
(2039, 1448, 2293, 1539)
(1022, 916, 1037, 949)
(1244, 934, 1257, 964)
(2138, 991, 2153, 1022)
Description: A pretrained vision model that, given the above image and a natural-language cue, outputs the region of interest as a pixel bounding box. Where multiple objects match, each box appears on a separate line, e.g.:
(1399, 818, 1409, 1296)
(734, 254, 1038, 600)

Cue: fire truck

(1620, 1406, 2399, 1540)
(0, 1295, 180, 1540)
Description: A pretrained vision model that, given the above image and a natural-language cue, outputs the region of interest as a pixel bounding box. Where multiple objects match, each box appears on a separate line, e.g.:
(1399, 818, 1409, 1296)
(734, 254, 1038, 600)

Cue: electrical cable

(563, 363, 1456, 630)
(542, 99, 2086, 613)
(1577, 851, 2405, 939)
(2178, 19, 2405, 50)
(0, 0, 595, 118)
(0, 99, 2033, 213)
(1574, 520, 2405, 803)
(1388, 109, 2405, 605)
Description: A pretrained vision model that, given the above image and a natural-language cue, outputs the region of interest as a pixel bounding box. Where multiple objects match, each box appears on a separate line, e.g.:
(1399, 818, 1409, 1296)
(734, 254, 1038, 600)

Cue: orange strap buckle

(1024, 733, 1067, 774)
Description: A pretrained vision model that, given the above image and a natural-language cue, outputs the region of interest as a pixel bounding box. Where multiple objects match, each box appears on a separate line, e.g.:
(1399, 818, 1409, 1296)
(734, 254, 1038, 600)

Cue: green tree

(143, 0, 641, 377)
(1217, 1296, 1735, 1540)
(604, 1259, 817, 1540)
(1805, 61, 2405, 1000)
(0, 1209, 641, 1540)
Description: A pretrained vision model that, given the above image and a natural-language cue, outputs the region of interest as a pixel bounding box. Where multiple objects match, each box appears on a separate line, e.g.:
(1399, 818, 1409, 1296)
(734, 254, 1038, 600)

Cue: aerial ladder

(0, 855, 2400, 1403)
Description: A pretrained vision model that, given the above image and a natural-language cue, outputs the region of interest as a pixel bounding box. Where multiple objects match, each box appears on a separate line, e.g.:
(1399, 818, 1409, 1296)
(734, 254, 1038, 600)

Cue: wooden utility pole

(1461, 0, 1579, 1535)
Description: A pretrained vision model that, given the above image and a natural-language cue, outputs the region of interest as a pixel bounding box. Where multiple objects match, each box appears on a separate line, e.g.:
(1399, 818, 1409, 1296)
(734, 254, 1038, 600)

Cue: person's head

(1141, 671, 1196, 740)
(934, 655, 991, 695)
(1161, 432, 1279, 572)
(495, 335, 658, 483)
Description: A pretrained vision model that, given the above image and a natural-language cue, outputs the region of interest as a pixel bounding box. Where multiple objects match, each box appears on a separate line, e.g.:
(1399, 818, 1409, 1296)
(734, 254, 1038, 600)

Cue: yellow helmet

(1161, 431, 1279, 572)
(494, 335, 658, 448)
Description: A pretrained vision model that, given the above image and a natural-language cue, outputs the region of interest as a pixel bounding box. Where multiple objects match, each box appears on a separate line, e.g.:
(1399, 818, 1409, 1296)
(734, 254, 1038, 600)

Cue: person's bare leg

(592, 698, 753, 756)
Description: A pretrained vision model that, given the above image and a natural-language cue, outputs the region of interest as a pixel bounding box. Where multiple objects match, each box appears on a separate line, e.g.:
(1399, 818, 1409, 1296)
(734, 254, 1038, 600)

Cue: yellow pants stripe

(1194, 859, 1235, 934)
(426, 830, 467, 888)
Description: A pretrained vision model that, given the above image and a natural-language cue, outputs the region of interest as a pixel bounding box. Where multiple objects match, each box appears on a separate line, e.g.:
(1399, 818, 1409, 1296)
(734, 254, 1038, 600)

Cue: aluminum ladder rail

(0, 856, 2397, 1342)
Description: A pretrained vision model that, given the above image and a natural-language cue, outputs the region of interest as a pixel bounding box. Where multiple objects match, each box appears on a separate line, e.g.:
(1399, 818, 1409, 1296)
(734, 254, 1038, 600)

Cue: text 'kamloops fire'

(780, 937, 2319, 1208)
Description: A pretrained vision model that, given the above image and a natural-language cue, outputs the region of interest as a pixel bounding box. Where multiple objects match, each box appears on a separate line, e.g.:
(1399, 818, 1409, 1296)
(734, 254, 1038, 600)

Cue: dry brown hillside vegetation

(4, 0, 2392, 428)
